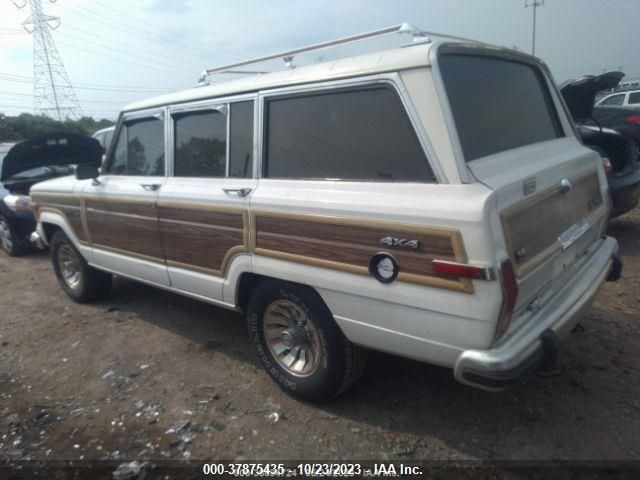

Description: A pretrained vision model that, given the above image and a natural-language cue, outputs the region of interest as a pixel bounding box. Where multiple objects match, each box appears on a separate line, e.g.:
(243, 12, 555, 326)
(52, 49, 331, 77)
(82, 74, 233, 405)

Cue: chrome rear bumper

(454, 236, 619, 390)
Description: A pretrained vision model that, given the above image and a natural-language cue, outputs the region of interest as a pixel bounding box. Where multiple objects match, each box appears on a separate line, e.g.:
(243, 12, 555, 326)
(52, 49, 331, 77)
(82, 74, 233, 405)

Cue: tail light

(601, 157, 613, 174)
(625, 115, 640, 124)
(496, 258, 518, 339)
(432, 259, 495, 280)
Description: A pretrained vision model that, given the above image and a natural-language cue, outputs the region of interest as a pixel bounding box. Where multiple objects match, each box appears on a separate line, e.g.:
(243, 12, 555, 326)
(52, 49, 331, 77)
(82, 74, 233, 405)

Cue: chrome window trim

(257, 73, 446, 183)
(429, 42, 576, 181)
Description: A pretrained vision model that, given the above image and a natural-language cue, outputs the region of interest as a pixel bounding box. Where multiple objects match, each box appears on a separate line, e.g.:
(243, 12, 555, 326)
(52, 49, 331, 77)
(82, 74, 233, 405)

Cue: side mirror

(75, 164, 99, 180)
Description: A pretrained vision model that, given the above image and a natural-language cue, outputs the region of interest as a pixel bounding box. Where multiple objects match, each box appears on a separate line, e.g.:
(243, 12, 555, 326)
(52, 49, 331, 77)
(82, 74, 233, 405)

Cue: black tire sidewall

(50, 231, 91, 302)
(247, 281, 348, 402)
(0, 216, 25, 256)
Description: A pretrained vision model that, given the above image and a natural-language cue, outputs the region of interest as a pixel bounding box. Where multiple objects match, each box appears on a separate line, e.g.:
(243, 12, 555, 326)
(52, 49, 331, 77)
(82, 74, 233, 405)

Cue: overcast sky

(0, 0, 638, 120)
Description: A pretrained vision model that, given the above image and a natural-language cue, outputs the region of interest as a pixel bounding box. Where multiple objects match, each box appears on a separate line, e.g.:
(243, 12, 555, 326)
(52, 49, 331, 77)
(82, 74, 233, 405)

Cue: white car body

(30, 37, 619, 391)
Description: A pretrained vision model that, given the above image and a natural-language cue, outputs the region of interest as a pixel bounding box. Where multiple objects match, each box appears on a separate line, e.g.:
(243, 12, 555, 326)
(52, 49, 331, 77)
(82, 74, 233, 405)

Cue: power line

(55, 40, 196, 80)
(55, 2, 237, 66)
(0, 73, 180, 93)
(87, 0, 240, 62)
(62, 25, 204, 69)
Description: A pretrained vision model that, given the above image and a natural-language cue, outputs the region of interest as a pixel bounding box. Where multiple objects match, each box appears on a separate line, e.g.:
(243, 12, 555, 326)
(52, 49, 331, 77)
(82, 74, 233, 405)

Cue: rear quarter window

(439, 53, 564, 162)
(264, 87, 435, 182)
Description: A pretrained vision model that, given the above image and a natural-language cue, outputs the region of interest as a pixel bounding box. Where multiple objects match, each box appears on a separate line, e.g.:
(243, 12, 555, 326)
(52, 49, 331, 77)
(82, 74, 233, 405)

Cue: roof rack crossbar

(204, 22, 424, 76)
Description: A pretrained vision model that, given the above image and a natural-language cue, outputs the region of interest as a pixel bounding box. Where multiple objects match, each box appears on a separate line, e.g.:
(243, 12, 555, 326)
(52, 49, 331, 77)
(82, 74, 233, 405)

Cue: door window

(601, 94, 625, 106)
(171, 101, 255, 178)
(264, 87, 434, 181)
(105, 117, 165, 176)
(174, 110, 227, 177)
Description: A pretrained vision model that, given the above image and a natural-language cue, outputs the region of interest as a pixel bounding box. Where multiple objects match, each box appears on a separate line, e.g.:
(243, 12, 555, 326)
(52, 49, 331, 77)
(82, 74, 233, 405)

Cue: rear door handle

(140, 183, 161, 191)
(223, 187, 252, 197)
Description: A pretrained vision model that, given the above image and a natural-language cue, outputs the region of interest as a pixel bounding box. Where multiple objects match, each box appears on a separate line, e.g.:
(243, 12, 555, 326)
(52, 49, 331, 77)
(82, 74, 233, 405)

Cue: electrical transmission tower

(14, 0, 83, 120)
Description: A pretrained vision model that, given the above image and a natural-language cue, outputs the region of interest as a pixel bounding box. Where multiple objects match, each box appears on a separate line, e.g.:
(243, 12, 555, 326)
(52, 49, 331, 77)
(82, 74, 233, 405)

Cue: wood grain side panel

(159, 220, 245, 273)
(85, 208, 163, 260)
(502, 170, 603, 277)
(85, 198, 156, 218)
(158, 204, 247, 275)
(32, 195, 85, 242)
(253, 212, 471, 292)
(256, 216, 457, 260)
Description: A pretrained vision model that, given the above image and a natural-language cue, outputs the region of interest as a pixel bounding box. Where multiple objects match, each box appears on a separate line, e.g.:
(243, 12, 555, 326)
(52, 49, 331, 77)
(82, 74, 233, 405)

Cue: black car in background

(561, 72, 640, 218)
(593, 104, 640, 146)
(0, 133, 102, 256)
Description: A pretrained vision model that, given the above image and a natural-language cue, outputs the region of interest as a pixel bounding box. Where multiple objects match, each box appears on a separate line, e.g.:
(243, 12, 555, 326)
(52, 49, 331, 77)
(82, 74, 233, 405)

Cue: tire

(247, 280, 367, 402)
(0, 216, 28, 257)
(50, 230, 112, 303)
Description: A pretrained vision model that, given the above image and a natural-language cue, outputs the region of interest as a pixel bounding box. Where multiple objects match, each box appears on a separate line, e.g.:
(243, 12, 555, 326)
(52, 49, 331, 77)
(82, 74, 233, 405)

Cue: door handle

(140, 183, 161, 191)
(223, 187, 252, 197)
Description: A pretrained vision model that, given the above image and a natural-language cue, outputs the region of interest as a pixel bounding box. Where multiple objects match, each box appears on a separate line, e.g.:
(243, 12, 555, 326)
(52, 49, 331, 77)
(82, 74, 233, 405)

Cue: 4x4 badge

(380, 236, 420, 249)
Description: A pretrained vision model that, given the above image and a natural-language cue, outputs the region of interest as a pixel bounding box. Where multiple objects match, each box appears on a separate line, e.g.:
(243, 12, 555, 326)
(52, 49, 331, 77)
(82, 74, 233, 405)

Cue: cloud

(145, 0, 192, 14)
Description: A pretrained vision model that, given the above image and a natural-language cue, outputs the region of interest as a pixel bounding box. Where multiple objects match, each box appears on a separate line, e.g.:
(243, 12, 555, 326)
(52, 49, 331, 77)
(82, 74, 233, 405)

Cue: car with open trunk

(29, 24, 621, 401)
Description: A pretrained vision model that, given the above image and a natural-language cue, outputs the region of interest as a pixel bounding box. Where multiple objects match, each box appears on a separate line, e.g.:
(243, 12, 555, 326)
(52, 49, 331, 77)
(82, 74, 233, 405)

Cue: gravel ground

(0, 208, 639, 473)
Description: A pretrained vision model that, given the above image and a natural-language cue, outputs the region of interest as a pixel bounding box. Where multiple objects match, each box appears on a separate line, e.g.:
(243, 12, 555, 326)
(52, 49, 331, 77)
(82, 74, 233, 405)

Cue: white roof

(123, 42, 441, 113)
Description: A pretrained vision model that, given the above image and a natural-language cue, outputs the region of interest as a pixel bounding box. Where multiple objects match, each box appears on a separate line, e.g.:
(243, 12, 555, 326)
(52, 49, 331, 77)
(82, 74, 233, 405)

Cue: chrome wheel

(0, 219, 13, 252)
(263, 300, 322, 377)
(57, 244, 82, 290)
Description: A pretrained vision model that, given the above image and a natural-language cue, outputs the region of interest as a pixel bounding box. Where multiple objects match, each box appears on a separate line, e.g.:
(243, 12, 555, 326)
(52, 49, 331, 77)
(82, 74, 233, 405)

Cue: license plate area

(558, 218, 590, 251)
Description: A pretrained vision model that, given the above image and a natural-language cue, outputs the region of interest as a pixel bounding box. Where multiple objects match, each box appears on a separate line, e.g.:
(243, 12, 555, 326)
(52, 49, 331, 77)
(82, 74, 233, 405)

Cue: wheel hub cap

(57, 245, 82, 290)
(263, 300, 322, 377)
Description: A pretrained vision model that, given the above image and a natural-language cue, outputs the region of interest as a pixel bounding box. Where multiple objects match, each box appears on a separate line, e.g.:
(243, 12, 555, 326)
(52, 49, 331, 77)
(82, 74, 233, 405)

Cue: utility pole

(13, 0, 82, 120)
(525, 0, 544, 56)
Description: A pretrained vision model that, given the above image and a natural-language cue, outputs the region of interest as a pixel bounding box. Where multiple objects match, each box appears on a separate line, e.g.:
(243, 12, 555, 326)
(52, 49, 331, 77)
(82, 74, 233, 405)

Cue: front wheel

(0, 216, 28, 256)
(50, 231, 112, 303)
(247, 280, 367, 402)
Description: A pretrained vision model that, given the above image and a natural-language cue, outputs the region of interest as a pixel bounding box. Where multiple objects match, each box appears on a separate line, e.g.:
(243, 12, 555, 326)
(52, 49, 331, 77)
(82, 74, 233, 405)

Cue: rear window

(439, 54, 563, 162)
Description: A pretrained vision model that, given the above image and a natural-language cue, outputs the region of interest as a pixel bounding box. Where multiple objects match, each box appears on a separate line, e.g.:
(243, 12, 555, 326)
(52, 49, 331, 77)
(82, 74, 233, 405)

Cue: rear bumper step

(454, 236, 618, 391)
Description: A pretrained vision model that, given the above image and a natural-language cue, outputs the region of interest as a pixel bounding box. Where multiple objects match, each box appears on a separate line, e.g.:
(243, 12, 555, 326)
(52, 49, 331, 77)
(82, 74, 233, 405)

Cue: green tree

(0, 113, 114, 142)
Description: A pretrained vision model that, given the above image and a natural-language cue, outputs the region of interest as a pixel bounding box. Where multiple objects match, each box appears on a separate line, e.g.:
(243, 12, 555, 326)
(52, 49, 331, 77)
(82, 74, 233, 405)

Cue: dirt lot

(0, 208, 639, 472)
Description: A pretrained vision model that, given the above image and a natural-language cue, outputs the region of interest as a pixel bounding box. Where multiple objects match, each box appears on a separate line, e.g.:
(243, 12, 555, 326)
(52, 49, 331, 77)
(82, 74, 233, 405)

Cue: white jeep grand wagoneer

(29, 25, 621, 401)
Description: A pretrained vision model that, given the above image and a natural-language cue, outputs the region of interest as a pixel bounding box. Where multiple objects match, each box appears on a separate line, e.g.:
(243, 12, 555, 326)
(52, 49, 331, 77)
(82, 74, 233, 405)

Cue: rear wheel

(50, 231, 112, 303)
(0, 216, 28, 257)
(247, 280, 367, 402)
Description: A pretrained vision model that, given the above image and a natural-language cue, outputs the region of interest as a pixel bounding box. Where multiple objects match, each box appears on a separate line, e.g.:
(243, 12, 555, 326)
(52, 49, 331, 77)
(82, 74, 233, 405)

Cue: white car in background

(92, 126, 115, 152)
(596, 89, 640, 107)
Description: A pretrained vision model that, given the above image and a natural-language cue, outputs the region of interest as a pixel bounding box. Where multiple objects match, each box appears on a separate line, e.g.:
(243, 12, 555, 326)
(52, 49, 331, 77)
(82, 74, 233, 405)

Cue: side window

(601, 94, 625, 106)
(174, 110, 226, 177)
(264, 87, 434, 181)
(229, 101, 254, 178)
(106, 117, 165, 176)
(628, 92, 640, 105)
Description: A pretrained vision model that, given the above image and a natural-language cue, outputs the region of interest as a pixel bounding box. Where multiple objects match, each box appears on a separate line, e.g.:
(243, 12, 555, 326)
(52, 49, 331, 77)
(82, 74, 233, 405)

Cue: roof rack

(198, 23, 482, 83)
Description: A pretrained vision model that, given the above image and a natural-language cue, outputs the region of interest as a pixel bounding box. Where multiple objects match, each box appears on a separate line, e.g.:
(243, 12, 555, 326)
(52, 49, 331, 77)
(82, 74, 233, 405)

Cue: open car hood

(559, 71, 625, 121)
(1, 132, 102, 182)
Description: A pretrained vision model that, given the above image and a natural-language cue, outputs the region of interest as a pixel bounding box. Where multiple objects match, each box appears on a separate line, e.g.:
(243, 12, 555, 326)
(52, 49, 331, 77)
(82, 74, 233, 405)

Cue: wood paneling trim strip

(252, 210, 472, 293)
(501, 169, 604, 277)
